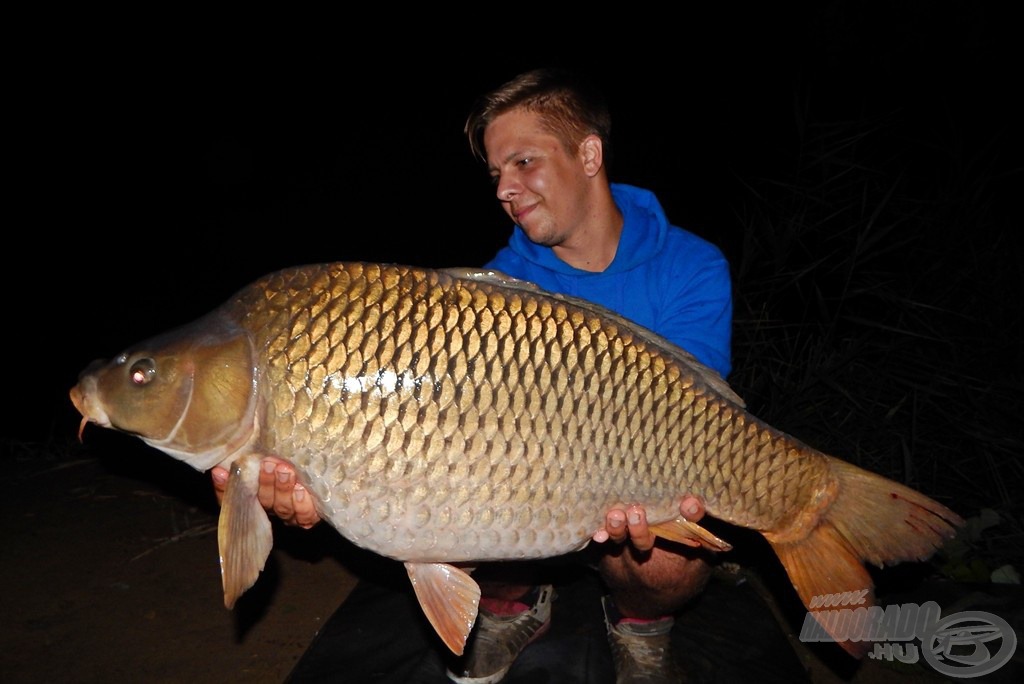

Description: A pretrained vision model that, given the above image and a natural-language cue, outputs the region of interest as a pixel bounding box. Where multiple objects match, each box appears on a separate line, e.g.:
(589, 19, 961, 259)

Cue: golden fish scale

(225, 263, 828, 562)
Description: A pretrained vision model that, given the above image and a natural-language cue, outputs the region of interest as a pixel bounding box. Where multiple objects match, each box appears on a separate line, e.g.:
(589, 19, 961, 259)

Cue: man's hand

(210, 456, 322, 529)
(592, 496, 705, 552)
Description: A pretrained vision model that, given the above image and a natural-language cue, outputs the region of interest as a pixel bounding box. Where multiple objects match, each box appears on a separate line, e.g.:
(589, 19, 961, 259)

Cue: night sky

(8, 4, 1019, 449)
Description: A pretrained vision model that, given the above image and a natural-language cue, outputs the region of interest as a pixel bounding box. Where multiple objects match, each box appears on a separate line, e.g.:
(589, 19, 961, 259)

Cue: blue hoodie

(486, 183, 732, 378)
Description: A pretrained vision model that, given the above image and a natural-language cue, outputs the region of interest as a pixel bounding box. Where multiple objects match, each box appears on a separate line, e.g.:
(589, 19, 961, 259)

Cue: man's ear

(580, 135, 604, 177)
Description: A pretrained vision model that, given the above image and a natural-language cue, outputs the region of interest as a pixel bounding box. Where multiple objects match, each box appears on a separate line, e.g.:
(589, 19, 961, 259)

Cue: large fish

(70, 262, 963, 657)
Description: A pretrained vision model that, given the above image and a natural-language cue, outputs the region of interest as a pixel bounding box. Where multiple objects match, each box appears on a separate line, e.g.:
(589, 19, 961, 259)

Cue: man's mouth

(512, 204, 536, 222)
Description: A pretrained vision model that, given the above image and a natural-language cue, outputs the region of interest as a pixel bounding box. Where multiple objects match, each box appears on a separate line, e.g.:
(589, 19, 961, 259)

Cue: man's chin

(519, 223, 557, 247)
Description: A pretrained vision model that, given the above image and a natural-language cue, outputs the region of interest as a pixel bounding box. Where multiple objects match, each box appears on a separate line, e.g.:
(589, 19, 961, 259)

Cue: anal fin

(649, 518, 733, 552)
(405, 562, 482, 655)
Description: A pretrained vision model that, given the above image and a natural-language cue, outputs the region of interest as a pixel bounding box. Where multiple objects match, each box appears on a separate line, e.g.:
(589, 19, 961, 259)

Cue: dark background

(7, 3, 1019, 455)
(4, 8, 1020, 681)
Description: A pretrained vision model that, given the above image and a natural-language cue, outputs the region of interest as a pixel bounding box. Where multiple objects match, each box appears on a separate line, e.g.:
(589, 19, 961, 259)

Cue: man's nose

(495, 177, 518, 202)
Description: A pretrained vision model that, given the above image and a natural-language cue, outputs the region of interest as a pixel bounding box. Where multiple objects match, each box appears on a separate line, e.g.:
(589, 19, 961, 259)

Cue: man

(212, 68, 732, 683)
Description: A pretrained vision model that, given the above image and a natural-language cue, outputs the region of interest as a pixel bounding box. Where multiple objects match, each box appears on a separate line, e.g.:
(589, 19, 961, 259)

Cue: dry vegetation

(728, 104, 1023, 583)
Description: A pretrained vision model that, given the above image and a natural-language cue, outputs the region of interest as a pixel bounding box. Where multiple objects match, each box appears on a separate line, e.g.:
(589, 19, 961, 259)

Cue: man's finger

(624, 505, 655, 552)
(272, 465, 297, 522)
(291, 484, 320, 529)
(605, 508, 628, 543)
(680, 495, 705, 521)
(211, 467, 228, 504)
(257, 460, 279, 510)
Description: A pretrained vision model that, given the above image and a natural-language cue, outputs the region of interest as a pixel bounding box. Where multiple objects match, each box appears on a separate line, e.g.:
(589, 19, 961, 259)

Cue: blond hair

(465, 68, 613, 167)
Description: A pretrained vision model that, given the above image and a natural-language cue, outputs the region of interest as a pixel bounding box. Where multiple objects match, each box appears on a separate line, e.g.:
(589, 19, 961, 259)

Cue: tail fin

(767, 457, 964, 657)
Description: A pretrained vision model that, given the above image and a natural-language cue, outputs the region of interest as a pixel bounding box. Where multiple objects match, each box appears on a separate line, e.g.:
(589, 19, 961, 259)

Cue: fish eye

(129, 358, 157, 385)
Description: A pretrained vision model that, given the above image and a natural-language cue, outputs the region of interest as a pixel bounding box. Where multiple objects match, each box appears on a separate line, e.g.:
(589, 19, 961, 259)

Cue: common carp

(70, 261, 963, 657)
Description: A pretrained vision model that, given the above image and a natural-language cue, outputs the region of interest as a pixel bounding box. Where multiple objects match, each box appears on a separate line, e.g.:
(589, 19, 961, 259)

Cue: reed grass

(728, 105, 1023, 575)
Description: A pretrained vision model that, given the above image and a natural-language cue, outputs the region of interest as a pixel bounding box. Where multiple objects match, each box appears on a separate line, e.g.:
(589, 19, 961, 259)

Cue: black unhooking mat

(285, 560, 813, 683)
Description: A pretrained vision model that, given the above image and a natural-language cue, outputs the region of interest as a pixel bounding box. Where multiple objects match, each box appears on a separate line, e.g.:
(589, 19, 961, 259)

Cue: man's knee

(598, 546, 711, 618)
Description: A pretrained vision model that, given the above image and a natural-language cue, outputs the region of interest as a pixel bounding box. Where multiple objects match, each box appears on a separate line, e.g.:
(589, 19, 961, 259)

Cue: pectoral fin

(405, 562, 482, 655)
(218, 456, 273, 609)
(650, 518, 733, 552)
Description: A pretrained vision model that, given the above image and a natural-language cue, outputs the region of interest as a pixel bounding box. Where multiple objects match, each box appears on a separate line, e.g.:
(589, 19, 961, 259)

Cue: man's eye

(517, 157, 532, 167)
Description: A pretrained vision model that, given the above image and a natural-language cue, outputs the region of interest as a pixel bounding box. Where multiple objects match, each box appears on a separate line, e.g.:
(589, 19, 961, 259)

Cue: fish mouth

(69, 381, 111, 441)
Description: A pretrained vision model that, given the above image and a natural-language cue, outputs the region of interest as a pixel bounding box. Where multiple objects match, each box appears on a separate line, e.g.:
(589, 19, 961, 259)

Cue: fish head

(70, 313, 258, 471)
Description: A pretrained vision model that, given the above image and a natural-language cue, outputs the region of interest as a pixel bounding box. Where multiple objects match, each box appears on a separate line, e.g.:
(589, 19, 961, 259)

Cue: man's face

(483, 107, 591, 247)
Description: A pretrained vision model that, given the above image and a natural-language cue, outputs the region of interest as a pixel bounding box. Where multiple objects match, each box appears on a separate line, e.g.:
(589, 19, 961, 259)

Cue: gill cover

(89, 313, 257, 463)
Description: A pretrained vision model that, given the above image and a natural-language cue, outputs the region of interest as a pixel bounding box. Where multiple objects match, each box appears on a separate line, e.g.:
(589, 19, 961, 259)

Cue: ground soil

(3, 437, 1020, 683)
(4, 438, 357, 683)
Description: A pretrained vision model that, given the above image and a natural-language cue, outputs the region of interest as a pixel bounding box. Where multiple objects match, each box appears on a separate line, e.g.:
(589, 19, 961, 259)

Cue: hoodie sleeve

(657, 247, 733, 379)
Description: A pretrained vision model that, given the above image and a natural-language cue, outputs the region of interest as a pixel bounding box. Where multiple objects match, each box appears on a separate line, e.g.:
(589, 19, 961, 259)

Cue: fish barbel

(69, 262, 963, 656)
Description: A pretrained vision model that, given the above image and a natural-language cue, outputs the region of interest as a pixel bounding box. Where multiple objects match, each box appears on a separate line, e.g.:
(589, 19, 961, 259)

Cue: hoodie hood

(501, 184, 669, 275)
(484, 182, 734, 378)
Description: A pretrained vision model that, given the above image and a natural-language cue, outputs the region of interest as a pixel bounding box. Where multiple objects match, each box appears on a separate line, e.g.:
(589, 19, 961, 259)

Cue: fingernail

(263, 461, 276, 474)
(628, 512, 640, 525)
(294, 485, 305, 502)
(684, 502, 699, 517)
(609, 518, 623, 529)
(277, 470, 291, 483)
